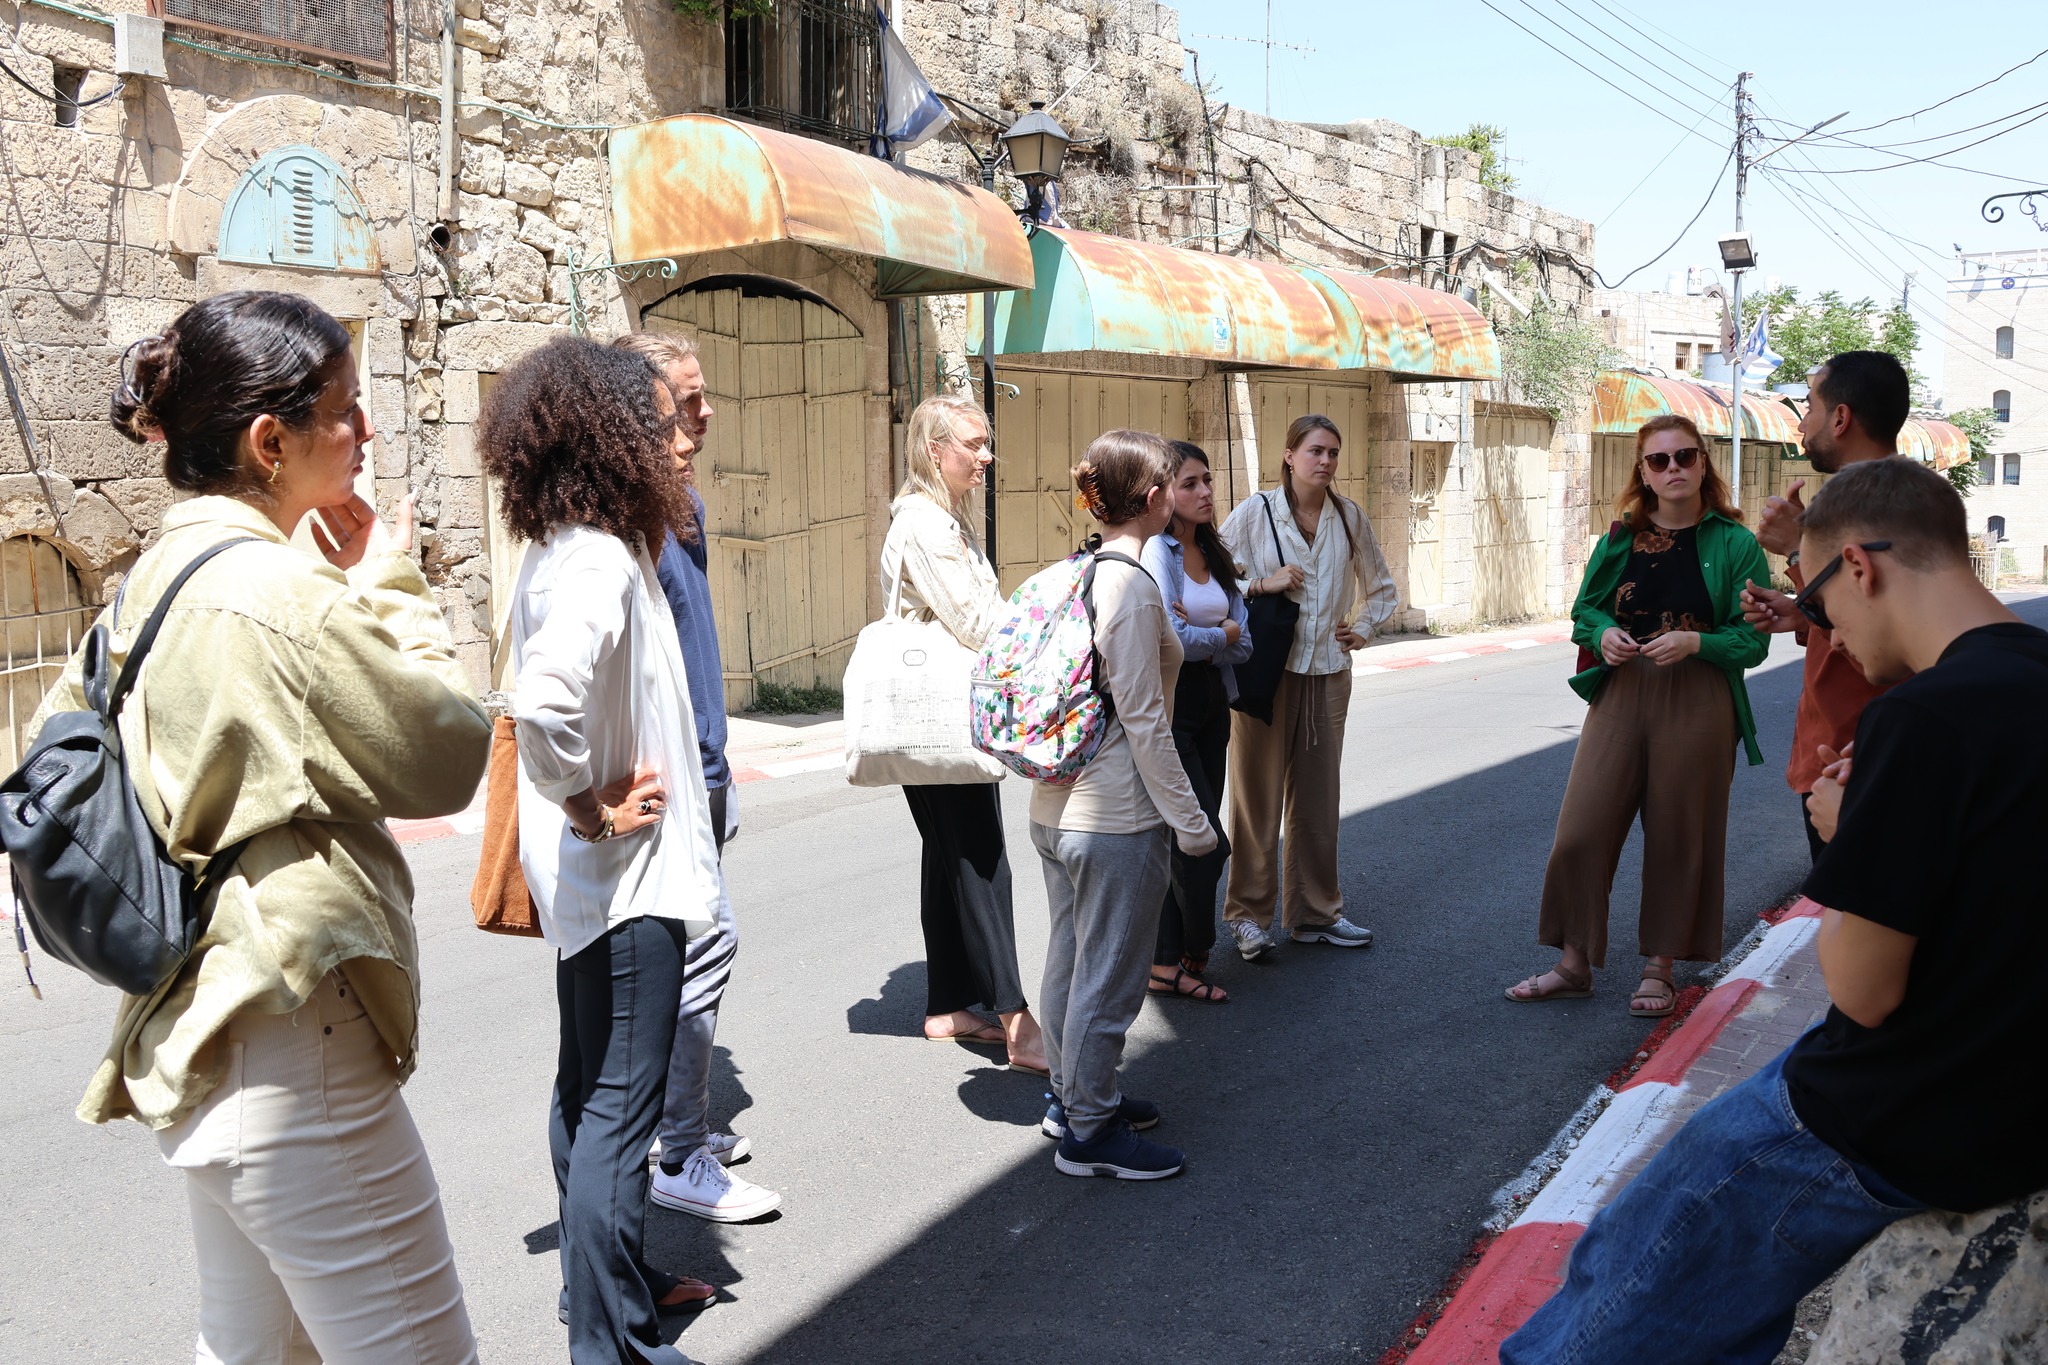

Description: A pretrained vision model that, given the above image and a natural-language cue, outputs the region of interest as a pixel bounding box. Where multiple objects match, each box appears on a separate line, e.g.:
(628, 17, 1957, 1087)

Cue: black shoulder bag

(3, 538, 256, 998)
(1230, 494, 1301, 724)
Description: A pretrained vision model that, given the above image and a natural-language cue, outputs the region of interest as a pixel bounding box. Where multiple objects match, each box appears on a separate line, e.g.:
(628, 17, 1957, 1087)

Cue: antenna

(1194, 1, 1314, 118)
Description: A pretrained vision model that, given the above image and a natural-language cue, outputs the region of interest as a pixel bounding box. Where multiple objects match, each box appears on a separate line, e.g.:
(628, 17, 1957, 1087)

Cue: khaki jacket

(30, 497, 490, 1128)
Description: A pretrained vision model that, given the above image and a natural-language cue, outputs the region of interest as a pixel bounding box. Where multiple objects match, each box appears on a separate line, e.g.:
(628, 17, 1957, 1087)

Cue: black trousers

(903, 781, 1027, 1017)
(553, 915, 693, 1365)
(1157, 663, 1233, 968)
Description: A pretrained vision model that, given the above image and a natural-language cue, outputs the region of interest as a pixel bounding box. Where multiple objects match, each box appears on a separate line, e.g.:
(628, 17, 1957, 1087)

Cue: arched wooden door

(644, 286, 868, 713)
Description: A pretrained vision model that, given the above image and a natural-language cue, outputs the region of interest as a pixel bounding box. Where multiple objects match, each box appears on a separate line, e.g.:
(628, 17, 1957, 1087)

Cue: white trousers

(156, 971, 478, 1365)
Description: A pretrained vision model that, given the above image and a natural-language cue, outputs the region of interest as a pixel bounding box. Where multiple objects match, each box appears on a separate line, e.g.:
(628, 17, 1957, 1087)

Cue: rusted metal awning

(1896, 418, 1972, 470)
(1294, 267, 1502, 380)
(608, 115, 1035, 298)
(970, 227, 1349, 368)
(1591, 372, 1803, 443)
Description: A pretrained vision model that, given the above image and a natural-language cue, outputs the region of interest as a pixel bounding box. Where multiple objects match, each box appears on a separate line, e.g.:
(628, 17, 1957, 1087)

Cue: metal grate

(0, 537, 93, 776)
(155, 0, 394, 72)
(725, 0, 879, 148)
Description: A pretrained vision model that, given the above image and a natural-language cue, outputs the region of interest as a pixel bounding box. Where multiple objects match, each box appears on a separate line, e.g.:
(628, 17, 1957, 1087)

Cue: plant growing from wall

(1428, 123, 1515, 194)
(1944, 405, 1998, 499)
(673, 0, 774, 20)
(1499, 297, 1616, 419)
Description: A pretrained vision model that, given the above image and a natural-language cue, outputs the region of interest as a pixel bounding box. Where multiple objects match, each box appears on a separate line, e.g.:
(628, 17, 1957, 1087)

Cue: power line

(1504, 0, 1725, 130)
(1527, 0, 1727, 111)
(1478, 0, 1725, 149)
(1573, 0, 1727, 89)
(1770, 106, 2048, 174)
(1594, 146, 1735, 289)
(1827, 46, 2048, 140)
(1595, 85, 1731, 227)
(0, 56, 123, 110)
(1813, 98, 2048, 153)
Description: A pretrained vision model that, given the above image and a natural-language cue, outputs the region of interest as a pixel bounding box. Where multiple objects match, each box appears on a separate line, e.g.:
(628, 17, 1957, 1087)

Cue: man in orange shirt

(1740, 351, 1912, 860)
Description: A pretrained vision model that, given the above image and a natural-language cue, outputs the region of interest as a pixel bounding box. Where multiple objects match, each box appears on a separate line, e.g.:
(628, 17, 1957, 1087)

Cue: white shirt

(1180, 570, 1230, 629)
(510, 525, 724, 958)
(1222, 488, 1399, 676)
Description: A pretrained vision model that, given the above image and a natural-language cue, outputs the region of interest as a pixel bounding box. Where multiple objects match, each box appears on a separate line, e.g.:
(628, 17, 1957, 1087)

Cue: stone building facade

(1946, 247, 2048, 579)
(0, 0, 1597, 746)
(1592, 283, 1728, 378)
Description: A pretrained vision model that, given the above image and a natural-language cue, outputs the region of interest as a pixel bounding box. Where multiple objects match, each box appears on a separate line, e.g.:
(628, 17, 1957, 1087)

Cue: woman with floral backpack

(879, 394, 1048, 1077)
(1029, 429, 1216, 1181)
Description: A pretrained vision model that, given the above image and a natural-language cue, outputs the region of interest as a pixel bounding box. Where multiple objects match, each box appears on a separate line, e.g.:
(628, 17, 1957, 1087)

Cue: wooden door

(645, 288, 867, 712)
(1408, 441, 1448, 606)
(1248, 377, 1374, 519)
(1473, 409, 1552, 623)
(990, 369, 1191, 594)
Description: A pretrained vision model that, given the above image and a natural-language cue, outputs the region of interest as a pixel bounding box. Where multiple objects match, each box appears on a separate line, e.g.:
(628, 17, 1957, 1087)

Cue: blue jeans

(1501, 1046, 1924, 1365)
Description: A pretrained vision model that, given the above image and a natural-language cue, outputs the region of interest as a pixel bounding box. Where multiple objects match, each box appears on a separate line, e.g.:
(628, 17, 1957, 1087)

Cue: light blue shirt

(1141, 531, 1254, 702)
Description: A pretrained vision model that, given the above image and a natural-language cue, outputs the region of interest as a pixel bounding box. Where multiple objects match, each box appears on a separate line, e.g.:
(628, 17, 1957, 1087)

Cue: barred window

(155, 0, 394, 73)
(1, 536, 94, 774)
(725, 0, 879, 148)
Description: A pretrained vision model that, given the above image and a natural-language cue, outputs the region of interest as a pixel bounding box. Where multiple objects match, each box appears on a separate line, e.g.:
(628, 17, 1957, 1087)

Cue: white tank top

(1180, 569, 1229, 629)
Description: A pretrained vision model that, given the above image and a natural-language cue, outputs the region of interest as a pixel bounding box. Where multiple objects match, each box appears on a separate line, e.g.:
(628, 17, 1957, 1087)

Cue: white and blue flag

(1739, 310, 1783, 387)
(873, 6, 952, 158)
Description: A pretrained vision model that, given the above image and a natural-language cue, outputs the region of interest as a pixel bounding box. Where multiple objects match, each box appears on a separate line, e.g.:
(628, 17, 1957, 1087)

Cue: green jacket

(1568, 510, 1772, 766)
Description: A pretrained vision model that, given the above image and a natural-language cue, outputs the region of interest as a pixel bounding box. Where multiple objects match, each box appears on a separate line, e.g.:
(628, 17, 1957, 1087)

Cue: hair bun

(110, 333, 174, 444)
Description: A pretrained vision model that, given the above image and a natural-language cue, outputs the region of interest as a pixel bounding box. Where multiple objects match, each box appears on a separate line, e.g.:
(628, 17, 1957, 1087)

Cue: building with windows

(1946, 248, 2048, 579)
(0, 0, 1598, 748)
(1592, 274, 1730, 378)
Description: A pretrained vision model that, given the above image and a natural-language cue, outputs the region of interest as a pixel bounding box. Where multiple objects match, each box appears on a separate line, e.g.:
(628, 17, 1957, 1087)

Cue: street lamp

(1000, 101, 1071, 223)
(1719, 231, 1758, 504)
(1717, 232, 1758, 272)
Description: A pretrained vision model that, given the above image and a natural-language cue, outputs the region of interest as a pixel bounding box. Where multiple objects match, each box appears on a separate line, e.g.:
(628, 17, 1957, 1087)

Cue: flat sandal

(1504, 964, 1593, 1003)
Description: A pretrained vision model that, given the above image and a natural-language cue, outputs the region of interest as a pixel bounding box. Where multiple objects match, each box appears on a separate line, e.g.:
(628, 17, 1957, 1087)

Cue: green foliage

(745, 682, 842, 716)
(1428, 123, 1516, 194)
(1737, 286, 1920, 390)
(673, 0, 773, 20)
(1499, 297, 1618, 419)
(1945, 406, 1999, 499)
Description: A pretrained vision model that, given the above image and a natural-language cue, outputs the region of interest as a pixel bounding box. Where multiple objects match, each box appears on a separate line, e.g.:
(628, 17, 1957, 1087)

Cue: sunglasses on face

(1792, 541, 1891, 632)
(1641, 447, 1701, 473)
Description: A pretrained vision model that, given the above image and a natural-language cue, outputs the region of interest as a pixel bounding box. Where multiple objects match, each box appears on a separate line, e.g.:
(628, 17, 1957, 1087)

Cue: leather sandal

(1630, 963, 1676, 1018)
(1504, 964, 1593, 1002)
(1148, 965, 1229, 1003)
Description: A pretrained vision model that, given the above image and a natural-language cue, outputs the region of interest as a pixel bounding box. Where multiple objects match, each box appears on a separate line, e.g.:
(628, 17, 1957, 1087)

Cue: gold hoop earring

(269, 459, 284, 485)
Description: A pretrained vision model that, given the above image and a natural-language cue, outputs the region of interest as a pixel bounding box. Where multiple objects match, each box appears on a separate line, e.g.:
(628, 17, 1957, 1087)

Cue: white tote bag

(841, 576, 1006, 787)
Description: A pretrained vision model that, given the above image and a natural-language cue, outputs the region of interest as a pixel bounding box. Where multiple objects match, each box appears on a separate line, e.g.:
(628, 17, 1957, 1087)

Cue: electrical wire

(1592, 145, 1734, 289)
(1491, 0, 1725, 141)
(1573, 0, 1726, 88)
(0, 54, 123, 109)
(1825, 46, 2048, 141)
(1809, 98, 2048, 153)
(1526, 0, 1727, 111)
(1595, 82, 1730, 227)
(1766, 106, 2048, 175)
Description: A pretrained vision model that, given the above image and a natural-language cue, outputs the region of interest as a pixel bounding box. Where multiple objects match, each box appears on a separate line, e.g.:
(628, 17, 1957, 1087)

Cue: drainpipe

(438, 0, 458, 223)
(978, 160, 998, 560)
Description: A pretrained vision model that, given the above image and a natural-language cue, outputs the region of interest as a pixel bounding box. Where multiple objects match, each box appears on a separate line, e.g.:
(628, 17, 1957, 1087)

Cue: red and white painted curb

(1355, 625, 1571, 675)
(1400, 899, 1826, 1365)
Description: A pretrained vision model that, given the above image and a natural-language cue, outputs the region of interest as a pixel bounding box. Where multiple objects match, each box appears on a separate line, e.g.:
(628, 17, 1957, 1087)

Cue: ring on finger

(639, 799, 656, 814)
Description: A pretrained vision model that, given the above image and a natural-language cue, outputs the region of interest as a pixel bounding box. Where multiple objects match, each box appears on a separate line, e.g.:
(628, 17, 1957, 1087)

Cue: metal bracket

(565, 251, 682, 335)
(1981, 190, 2048, 232)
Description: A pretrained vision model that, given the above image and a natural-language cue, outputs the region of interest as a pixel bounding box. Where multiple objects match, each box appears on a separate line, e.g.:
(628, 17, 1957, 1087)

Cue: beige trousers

(1538, 657, 1737, 968)
(1224, 667, 1352, 931)
(156, 972, 478, 1365)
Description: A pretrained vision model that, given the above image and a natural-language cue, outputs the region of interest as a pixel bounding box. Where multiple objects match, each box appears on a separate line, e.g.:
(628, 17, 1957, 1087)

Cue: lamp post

(1719, 229, 1758, 504)
(960, 101, 1070, 559)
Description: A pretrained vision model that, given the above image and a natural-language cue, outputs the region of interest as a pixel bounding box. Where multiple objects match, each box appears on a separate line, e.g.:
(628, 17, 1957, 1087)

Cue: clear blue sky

(1167, 0, 2048, 392)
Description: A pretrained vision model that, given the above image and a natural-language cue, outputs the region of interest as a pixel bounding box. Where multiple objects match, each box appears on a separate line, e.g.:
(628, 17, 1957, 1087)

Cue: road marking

(1426, 651, 1474, 663)
(757, 752, 844, 779)
(1503, 639, 1544, 650)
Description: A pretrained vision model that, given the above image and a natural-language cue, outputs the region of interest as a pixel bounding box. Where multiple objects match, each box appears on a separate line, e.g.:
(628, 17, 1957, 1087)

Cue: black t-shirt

(1786, 622, 2048, 1212)
(1611, 523, 1714, 642)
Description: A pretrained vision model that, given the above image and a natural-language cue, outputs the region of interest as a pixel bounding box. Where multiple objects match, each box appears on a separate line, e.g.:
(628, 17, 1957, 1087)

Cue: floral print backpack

(970, 549, 1144, 786)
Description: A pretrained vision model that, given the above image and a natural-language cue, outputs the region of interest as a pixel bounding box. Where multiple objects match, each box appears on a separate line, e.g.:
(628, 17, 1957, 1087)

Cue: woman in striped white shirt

(1219, 414, 1398, 962)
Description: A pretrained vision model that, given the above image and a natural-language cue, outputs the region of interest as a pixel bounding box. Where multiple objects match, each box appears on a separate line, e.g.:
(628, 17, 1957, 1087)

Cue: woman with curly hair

(481, 336, 728, 1364)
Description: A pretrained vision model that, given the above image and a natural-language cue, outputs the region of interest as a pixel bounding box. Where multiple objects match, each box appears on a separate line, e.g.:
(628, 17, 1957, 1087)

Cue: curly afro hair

(479, 335, 696, 551)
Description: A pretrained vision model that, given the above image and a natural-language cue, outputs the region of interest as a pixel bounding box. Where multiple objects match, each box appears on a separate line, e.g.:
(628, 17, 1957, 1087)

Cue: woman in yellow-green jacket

(1506, 414, 1770, 1018)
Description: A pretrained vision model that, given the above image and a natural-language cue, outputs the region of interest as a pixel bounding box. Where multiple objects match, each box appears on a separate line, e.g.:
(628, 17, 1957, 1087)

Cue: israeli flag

(1740, 310, 1783, 387)
(874, 6, 952, 158)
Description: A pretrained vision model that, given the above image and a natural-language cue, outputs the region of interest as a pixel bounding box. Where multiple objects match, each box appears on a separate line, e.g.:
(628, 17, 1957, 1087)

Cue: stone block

(438, 475, 485, 530)
(367, 317, 406, 375)
(490, 241, 548, 302)
(457, 140, 505, 196)
(45, 422, 157, 481)
(456, 16, 503, 54)
(443, 423, 481, 476)
(444, 368, 482, 423)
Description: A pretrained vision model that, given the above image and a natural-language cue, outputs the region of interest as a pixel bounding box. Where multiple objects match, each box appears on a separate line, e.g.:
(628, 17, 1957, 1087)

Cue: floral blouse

(1612, 522, 1715, 642)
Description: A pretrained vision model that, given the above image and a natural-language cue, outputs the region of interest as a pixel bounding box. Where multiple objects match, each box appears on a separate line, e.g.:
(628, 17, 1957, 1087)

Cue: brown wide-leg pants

(1538, 656, 1737, 968)
(1225, 667, 1351, 932)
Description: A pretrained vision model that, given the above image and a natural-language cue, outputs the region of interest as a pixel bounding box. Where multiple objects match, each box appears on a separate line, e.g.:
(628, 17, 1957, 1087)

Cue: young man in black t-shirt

(1503, 457, 2048, 1365)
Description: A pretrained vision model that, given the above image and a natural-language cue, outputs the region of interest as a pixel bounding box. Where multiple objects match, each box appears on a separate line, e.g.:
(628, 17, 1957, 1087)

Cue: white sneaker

(647, 1131, 752, 1168)
(650, 1145, 782, 1223)
(1229, 919, 1277, 961)
(1290, 916, 1374, 948)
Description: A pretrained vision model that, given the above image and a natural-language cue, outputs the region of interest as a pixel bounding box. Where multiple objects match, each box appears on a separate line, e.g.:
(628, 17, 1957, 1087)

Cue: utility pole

(1731, 71, 1750, 508)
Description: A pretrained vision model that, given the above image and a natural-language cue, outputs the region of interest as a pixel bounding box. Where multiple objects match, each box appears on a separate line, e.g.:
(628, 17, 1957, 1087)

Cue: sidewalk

(1395, 899, 1832, 1364)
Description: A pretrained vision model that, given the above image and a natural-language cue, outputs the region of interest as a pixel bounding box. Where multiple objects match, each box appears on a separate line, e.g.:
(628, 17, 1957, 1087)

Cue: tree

(1499, 296, 1618, 419)
(1944, 407, 1998, 499)
(1429, 123, 1515, 194)
(1736, 286, 1919, 390)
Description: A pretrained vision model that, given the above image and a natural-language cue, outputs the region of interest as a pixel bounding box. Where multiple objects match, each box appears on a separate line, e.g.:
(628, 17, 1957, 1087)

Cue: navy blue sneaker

(1053, 1117, 1184, 1180)
(1041, 1093, 1160, 1140)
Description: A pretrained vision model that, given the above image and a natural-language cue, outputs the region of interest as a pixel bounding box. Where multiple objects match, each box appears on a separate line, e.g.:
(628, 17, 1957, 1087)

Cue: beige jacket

(30, 497, 490, 1129)
(878, 493, 1002, 650)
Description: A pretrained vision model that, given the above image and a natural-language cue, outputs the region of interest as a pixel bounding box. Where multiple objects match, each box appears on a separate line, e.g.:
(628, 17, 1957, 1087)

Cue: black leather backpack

(2, 538, 255, 998)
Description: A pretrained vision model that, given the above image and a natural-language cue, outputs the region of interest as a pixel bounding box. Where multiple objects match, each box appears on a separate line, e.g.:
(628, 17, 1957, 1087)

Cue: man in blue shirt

(614, 331, 780, 1226)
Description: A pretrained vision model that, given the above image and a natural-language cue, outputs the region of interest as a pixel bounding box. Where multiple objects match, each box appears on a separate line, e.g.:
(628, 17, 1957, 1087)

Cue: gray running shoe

(1290, 916, 1374, 948)
(1229, 919, 1277, 961)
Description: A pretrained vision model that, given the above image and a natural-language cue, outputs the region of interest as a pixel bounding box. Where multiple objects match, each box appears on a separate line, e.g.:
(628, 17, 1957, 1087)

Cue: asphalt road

(6, 619, 1899, 1364)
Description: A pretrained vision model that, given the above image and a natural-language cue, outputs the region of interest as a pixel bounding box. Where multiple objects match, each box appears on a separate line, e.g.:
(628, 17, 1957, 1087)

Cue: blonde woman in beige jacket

(34, 293, 490, 1364)
(878, 393, 1046, 1076)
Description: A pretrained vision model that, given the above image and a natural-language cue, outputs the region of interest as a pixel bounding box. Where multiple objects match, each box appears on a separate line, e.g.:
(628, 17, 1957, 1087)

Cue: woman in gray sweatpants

(1030, 430, 1218, 1181)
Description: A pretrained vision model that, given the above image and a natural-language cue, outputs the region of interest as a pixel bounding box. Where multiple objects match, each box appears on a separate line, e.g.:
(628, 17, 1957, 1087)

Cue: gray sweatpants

(1031, 822, 1171, 1143)
(657, 784, 737, 1168)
